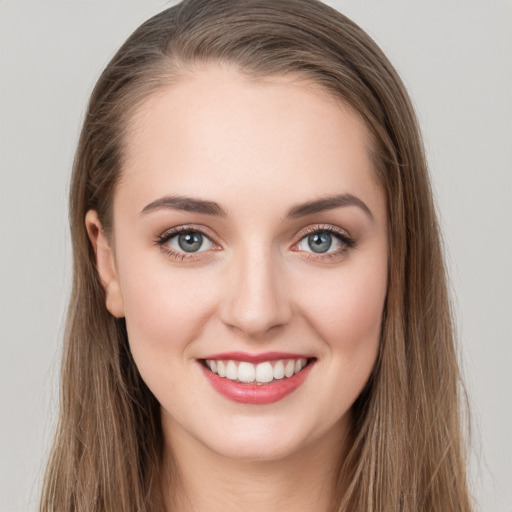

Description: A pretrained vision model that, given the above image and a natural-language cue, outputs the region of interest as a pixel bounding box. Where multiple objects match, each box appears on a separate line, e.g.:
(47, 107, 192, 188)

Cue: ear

(85, 210, 125, 318)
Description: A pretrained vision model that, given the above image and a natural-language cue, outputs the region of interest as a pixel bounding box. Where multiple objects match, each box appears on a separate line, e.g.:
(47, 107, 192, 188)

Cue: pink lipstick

(199, 352, 315, 405)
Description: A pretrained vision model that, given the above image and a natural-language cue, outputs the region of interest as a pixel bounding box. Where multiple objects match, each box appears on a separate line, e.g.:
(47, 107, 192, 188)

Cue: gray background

(1, 1, 511, 511)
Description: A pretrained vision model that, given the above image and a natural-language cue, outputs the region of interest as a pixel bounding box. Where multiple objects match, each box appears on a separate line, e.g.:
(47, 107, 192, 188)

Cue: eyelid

(294, 224, 351, 241)
(158, 224, 216, 240)
(290, 224, 356, 258)
(155, 223, 355, 262)
(156, 224, 222, 260)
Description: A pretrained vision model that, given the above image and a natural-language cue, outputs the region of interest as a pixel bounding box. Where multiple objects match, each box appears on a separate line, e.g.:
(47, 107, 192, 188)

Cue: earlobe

(85, 210, 125, 318)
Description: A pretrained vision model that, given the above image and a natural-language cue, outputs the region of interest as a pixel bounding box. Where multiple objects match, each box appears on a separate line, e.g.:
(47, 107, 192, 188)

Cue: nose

(219, 247, 293, 339)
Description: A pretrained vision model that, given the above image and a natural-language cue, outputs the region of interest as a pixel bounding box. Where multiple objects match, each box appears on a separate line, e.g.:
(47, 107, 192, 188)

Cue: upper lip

(200, 351, 313, 364)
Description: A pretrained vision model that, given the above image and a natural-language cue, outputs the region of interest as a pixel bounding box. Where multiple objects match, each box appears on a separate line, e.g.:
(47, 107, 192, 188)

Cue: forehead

(118, 65, 383, 221)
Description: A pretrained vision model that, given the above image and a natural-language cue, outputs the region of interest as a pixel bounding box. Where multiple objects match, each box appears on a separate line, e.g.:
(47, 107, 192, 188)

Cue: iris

(178, 232, 203, 252)
(308, 232, 332, 253)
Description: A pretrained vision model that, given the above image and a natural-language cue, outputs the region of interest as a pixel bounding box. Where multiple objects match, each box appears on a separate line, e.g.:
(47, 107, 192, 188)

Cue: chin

(205, 433, 303, 462)
(195, 413, 331, 463)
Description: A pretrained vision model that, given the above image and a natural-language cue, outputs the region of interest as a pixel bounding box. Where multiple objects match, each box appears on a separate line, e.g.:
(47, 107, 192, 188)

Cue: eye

(293, 227, 355, 258)
(300, 231, 336, 253)
(171, 231, 212, 253)
(157, 227, 215, 258)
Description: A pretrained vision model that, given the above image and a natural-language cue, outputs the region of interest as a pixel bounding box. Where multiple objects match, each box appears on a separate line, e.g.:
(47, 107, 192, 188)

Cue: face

(87, 65, 388, 462)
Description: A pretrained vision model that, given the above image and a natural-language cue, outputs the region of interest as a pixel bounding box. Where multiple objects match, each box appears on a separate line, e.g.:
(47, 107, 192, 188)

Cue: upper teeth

(205, 358, 308, 384)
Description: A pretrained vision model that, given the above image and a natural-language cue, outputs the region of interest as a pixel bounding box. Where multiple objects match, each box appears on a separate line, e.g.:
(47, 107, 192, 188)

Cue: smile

(203, 358, 308, 384)
(199, 353, 315, 405)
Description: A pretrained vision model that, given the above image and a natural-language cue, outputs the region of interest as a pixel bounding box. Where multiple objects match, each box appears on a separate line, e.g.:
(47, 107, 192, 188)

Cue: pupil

(308, 232, 332, 253)
(178, 232, 202, 252)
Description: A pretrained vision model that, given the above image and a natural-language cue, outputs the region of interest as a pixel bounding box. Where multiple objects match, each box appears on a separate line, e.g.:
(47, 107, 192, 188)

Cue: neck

(160, 414, 351, 512)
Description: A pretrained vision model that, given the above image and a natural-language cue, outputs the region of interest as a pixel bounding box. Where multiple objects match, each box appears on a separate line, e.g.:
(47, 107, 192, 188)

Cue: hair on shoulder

(41, 1, 473, 511)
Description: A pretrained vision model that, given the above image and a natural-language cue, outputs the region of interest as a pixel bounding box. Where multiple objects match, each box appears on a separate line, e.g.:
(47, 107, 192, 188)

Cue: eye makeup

(290, 224, 356, 262)
(155, 222, 357, 263)
(155, 224, 220, 262)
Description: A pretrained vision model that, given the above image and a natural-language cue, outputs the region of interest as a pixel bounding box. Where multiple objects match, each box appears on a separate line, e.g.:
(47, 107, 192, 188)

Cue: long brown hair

(40, 1, 473, 510)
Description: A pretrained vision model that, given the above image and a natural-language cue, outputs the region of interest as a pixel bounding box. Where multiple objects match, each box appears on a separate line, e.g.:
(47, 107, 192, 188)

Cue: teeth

(204, 358, 310, 384)
(217, 360, 226, 378)
(226, 360, 238, 380)
(238, 362, 256, 383)
(273, 360, 285, 380)
(255, 362, 274, 383)
(284, 360, 295, 378)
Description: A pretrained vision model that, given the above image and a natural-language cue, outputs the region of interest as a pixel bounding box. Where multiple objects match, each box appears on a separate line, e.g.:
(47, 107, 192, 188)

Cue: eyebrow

(140, 193, 373, 221)
(285, 194, 374, 221)
(140, 195, 227, 217)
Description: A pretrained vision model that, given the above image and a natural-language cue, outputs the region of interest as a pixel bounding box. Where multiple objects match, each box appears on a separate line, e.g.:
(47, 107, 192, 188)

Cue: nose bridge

(220, 242, 291, 338)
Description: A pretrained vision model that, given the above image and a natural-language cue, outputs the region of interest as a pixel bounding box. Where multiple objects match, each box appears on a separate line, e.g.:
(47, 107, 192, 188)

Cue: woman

(40, 0, 473, 510)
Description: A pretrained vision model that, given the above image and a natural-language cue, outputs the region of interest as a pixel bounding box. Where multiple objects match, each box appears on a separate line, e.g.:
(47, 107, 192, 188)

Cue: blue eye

(296, 229, 352, 255)
(162, 230, 213, 253)
(306, 232, 333, 253)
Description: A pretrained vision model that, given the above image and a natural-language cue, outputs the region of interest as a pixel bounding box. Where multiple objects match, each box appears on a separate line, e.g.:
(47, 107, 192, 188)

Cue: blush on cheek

(305, 274, 386, 350)
(121, 270, 219, 373)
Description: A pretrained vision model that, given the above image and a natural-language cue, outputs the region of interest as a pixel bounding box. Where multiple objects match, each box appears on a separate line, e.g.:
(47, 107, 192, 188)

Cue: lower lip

(200, 361, 314, 405)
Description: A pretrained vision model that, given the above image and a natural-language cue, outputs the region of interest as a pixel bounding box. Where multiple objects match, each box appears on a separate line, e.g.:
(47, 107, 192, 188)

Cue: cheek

(118, 266, 223, 411)
(117, 253, 218, 364)
(298, 257, 387, 355)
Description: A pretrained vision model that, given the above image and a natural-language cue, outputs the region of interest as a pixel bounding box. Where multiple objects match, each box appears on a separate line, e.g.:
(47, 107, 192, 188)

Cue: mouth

(199, 354, 316, 404)
(201, 357, 312, 384)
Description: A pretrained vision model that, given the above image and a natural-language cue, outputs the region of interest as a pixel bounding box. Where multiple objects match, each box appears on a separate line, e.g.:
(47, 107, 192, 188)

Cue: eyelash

(155, 225, 217, 261)
(155, 224, 356, 262)
(292, 224, 356, 261)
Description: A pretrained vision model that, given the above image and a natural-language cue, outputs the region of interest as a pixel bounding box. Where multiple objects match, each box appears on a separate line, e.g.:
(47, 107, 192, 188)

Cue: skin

(86, 65, 388, 512)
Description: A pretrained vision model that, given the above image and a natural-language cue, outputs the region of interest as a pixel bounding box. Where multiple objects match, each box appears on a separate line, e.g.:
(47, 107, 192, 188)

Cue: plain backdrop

(1, 1, 511, 511)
